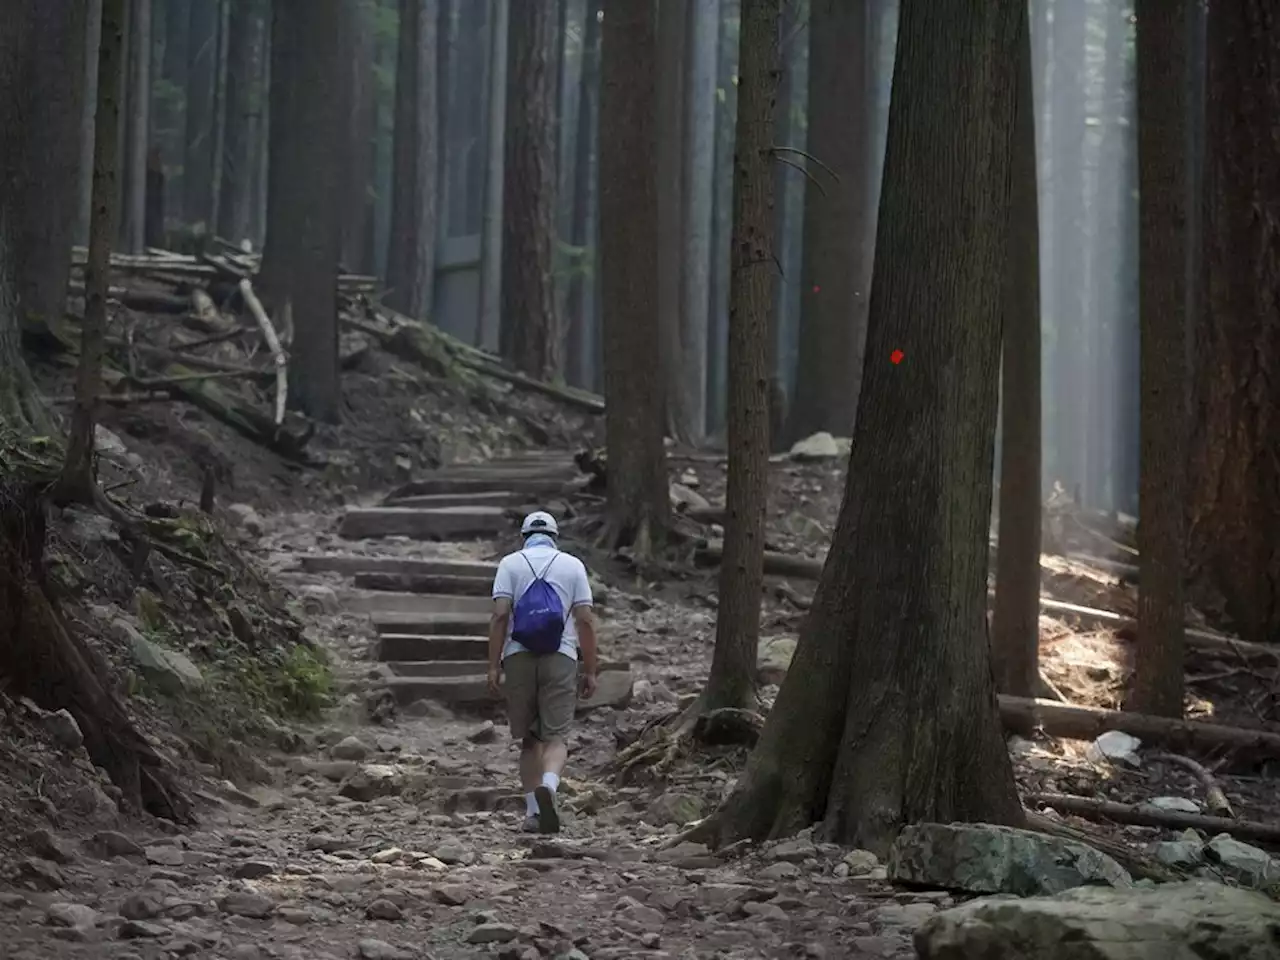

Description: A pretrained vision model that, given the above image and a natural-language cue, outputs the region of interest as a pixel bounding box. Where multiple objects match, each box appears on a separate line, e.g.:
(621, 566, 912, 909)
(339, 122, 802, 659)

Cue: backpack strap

(520, 551, 559, 582)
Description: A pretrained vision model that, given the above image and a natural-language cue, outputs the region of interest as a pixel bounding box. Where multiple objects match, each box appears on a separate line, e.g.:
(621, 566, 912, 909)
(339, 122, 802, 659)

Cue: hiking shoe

(534, 785, 560, 834)
(519, 814, 540, 833)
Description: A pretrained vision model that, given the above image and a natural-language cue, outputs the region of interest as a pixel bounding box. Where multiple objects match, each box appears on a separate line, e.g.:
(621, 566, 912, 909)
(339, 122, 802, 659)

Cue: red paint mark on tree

(890, 349, 905, 365)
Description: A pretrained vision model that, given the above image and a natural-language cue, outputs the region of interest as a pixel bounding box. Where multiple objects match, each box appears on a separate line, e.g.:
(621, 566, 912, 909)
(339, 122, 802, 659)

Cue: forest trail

(1, 457, 932, 960)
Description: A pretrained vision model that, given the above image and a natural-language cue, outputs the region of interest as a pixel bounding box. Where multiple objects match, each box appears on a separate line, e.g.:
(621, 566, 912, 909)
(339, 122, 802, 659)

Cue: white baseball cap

(520, 510, 559, 537)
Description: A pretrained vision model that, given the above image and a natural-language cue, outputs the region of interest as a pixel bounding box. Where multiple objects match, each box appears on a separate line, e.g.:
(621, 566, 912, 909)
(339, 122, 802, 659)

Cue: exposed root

(610, 699, 764, 785)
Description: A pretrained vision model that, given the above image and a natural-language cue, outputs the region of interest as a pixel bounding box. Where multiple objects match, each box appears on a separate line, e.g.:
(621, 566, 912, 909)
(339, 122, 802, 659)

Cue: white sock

(525, 792, 538, 815)
(541, 772, 560, 793)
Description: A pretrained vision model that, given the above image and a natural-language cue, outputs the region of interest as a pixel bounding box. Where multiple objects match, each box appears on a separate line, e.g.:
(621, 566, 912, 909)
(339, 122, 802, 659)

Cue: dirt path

(1, 460, 939, 960)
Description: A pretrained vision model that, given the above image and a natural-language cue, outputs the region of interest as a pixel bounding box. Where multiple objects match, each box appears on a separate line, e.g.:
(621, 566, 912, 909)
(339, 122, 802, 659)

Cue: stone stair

(300, 455, 633, 714)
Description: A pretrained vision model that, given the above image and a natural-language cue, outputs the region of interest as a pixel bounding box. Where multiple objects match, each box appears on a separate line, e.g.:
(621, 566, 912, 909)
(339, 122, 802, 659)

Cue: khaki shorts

(502, 651, 578, 741)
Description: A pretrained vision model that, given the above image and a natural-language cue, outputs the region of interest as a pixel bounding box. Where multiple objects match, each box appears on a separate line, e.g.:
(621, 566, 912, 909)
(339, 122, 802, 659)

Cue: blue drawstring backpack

(511, 553, 565, 655)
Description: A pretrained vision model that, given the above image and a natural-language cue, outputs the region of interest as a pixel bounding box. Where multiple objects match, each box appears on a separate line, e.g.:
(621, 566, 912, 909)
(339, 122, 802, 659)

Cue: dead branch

(999, 695, 1280, 764)
(1026, 793, 1280, 845)
(1149, 751, 1235, 818)
(1021, 809, 1186, 883)
(237, 279, 287, 424)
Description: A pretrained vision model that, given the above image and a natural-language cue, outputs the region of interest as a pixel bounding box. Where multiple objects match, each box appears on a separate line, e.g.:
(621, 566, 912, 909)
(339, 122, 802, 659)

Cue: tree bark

(182, 0, 219, 228)
(215, 0, 263, 244)
(499, 0, 560, 379)
(656, 0, 695, 442)
(703, 0, 778, 714)
(261, 0, 346, 421)
(1188, 1, 1280, 648)
(0, 2, 86, 340)
(991, 12, 1043, 699)
(385, 0, 439, 321)
(1129, 0, 1191, 717)
(61, 0, 126, 498)
(598, 0, 670, 552)
(786, 0, 871, 443)
(477, 0, 510, 350)
(712, 0, 1025, 855)
(120, 0, 151, 253)
(565, 0, 602, 389)
(343, 0, 377, 271)
(679, 0, 717, 443)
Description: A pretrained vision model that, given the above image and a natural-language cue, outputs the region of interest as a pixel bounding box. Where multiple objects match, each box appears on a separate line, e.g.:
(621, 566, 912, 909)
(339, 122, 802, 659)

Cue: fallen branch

(237, 280, 287, 425)
(999, 695, 1280, 764)
(697, 540, 826, 580)
(1149, 751, 1235, 818)
(1020, 809, 1185, 883)
(1025, 793, 1280, 846)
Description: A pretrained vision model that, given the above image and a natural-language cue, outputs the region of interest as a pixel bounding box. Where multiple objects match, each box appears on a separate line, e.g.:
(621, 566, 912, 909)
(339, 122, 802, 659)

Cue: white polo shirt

(492, 538, 593, 661)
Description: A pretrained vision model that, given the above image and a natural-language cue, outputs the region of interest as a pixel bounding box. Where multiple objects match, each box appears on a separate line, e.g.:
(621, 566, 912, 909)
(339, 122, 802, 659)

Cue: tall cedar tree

(216, 0, 264, 245)
(598, 0, 670, 552)
(991, 12, 1043, 699)
(0, 0, 190, 825)
(261, 0, 345, 421)
(119, 0, 151, 253)
(1188, 2, 1280, 648)
(1, 2, 85, 343)
(709, 0, 1025, 854)
(704, 0, 779, 713)
(183, 0, 218, 228)
(386, 0, 439, 321)
(499, 0, 560, 380)
(343, 0, 377, 272)
(1129, 0, 1190, 717)
(61, 0, 125, 499)
(787, 0, 871, 444)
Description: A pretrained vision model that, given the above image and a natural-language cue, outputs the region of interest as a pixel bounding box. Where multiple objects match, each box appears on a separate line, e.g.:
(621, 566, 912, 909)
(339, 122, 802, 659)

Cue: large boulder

(756, 636, 796, 686)
(888, 822, 1131, 897)
(914, 881, 1280, 960)
(788, 431, 842, 462)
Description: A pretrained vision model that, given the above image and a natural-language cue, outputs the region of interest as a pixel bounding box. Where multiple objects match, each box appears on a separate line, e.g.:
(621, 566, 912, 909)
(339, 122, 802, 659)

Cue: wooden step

(384, 658, 630, 678)
(348, 591, 491, 616)
(353, 572, 494, 596)
(384, 475, 575, 500)
(380, 490, 536, 509)
(378, 634, 489, 661)
(339, 506, 512, 541)
(372, 611, 490, 636)
(296, 555, 495, 578)
(381, 668, 634, 711)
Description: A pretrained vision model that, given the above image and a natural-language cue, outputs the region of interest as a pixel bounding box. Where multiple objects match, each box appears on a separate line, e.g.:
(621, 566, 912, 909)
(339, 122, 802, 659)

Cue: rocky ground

(6, 327, 1280, 958)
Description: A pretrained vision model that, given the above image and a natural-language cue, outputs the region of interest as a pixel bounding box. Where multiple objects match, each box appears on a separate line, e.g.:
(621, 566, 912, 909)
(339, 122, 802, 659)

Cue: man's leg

(502, 654, 542, 831)
(531, 655, 579, 833)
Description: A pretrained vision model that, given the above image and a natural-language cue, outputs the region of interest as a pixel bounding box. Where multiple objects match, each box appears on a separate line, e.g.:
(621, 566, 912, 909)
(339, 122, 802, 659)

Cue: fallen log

(1025, 793, 1280, 846)
(697, 540, 827, 580)
(237, 279, 287, 425)
(999, 695, 1280, 762)
(1020, 809, 1185, 883)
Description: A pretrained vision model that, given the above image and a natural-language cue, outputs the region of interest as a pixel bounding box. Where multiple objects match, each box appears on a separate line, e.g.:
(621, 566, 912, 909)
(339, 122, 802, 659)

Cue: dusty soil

(5, 322, 1280, 958)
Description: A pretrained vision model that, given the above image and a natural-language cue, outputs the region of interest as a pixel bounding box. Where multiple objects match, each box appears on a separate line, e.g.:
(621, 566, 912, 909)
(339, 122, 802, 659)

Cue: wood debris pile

(57, 241, 603, 463)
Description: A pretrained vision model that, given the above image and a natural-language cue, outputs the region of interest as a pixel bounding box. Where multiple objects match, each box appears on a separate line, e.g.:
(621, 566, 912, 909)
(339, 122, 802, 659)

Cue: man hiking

(487, 511, 599, 834)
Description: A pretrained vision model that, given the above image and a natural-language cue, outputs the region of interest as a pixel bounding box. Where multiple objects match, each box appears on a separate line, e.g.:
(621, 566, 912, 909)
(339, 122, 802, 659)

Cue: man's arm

(488, 597, 512, 667)
(572, 604, 599, 676)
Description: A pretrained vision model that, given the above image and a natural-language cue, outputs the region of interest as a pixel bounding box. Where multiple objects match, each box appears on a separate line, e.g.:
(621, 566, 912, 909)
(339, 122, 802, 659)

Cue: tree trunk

(786, 0, 871, 443)
(991, 11, 1043, 699)
(499, 0, 559, 379)
(1188, 1, 1280, 648)
(61, 0, 126, 498)
(183, 0, 219, 228)
(680, 0, 717, 442)
(215, 0, 262, 244)
(712, 0, 1025, 855)
(120, 0, 151, 253)
(156, 0, 190, 218)
(1128, 0, 1191, 717)
(261, 0, 345, 421)
(385, 0, 439, 321)
(0, 2, 86, 340)
(703, 0, 778, 714)
(707, 0, 740, 437)
(477, 0, 510, 350)
(598, 0, 670, 552)
(343, 0, 377, 271)
(656, 0, 696, 442)
(565, 0, 602, 389)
